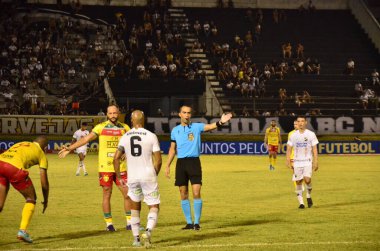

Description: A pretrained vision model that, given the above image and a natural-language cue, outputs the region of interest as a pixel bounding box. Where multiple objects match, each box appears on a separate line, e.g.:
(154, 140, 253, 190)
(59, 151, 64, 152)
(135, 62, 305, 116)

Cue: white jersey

(287, 129, 318, 167)
(117, 127, 161, 183)
(73, 129, 89, 152)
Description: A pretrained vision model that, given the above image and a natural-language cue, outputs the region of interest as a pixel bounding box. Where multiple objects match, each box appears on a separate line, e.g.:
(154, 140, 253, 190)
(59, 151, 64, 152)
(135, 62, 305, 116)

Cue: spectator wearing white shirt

(371, 69, 379, 86)
(203, 21, 210, 37)
(31, 92, 38, 115)
(346, 58, 355, 75)
(19, 78, 27, 93)
(68, 67, 76, 79)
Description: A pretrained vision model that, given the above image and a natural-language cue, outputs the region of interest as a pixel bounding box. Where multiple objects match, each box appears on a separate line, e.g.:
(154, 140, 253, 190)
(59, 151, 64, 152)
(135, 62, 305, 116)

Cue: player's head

(271, 120, 276, 127)
(81, 122, 88, 130)
(296, 116, 307, 130)
(293, 119, 299, 130)
(34, 135, 48, 151)
(131, 110, 144, 128)
(179, 105, 192, 125)
(107, 105, 120, 124)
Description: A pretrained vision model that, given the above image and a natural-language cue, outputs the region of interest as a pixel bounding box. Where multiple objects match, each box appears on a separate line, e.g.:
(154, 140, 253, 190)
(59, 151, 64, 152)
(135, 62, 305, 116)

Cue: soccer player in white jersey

(113, 110, 162, 248)
(72, 122, 89, 176)
(286, 116, 319, 209)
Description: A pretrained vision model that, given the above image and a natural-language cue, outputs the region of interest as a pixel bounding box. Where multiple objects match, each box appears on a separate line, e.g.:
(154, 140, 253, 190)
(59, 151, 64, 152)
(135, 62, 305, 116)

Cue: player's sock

(273, 157, 277, 167)
(181, 200, 193, 224)
(126, 210, 132, 226)
(133, 235, 141, 243)
(104, 212, 113, 226)
(131, 210, 140, 238)
(193, 199, 203, 225)
(19, 202, 35, 230)
(146, 207, 159, 231)
(82, 163, 87, 173)
(306, 183, 312, 198)
(269, 156, 273, 166)
(76, 164, 81, 175)
(295, 185, 304, 205)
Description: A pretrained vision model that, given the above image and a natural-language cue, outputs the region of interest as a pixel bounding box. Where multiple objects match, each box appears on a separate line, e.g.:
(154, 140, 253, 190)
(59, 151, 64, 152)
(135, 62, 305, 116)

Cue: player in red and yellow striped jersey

(0, 136, 49, 243)
(264, 120, 282, 170)
(59, 105, 132, 231)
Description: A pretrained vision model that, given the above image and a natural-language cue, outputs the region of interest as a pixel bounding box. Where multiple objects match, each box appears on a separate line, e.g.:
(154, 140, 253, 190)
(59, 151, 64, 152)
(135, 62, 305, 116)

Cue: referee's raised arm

(204, 112, 233, 132)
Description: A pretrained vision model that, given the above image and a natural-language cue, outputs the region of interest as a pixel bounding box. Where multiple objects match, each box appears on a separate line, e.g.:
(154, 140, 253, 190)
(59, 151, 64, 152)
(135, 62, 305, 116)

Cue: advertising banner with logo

(0, 116, 379, 135)
(0, 140, 378, 155)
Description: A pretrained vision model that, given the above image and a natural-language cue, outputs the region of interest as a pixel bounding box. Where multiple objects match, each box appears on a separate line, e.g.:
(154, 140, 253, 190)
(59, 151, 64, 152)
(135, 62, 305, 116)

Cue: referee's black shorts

(175, 157, 202, 186)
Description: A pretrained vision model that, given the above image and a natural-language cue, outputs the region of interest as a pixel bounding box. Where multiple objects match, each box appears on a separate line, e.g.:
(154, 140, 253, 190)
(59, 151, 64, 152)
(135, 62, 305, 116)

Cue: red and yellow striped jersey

(92, 120, 130, 172)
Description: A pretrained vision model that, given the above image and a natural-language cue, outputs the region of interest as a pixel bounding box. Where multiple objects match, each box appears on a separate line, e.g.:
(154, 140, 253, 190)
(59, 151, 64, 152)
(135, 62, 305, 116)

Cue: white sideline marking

(6, 241, 378, 250)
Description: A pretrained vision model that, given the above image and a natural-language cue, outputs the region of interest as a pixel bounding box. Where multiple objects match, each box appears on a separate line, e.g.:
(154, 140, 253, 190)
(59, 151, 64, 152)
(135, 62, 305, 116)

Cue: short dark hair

(297, 115, 307, 120)
(108, 104, 119, 110)
(179, 105, 192, 112)
(82, 122, 88, 126)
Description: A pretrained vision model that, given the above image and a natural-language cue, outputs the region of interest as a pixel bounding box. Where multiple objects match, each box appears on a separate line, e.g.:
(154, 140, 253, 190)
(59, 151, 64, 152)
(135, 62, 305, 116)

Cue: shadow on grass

(161, 219, 211, 228)
(155, 230, 238, 245)
(315, 199, 380, 208)
(0, 230, 117, 246)
(0, 240, 22, 246)
(33, 230, 109, 244)
(214, 218, 283, 228)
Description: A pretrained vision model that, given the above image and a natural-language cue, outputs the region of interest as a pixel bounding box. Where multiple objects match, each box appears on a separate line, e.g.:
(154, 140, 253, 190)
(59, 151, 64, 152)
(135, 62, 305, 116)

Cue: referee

(165, 105, 232, 230)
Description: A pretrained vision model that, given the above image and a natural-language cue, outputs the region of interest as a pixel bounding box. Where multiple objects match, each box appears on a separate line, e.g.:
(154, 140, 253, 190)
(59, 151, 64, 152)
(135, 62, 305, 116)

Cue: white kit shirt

(117, 127, 160, 183)
(73, 129, 89, 152)
(287, 129, 319, 167)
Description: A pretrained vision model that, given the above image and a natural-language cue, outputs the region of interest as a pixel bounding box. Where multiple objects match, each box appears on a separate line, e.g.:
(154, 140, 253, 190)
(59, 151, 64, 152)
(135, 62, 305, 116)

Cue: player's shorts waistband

(0, 160, 21, 170)
(178, 157, 200, 160)
(294, 159, 312, 162)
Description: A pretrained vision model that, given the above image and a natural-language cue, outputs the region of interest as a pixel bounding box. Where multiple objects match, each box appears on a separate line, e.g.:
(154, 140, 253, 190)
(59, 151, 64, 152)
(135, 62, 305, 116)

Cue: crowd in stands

(0, 1, 378, 117)
(188, 6, 379, 117)
(0, 2, 130, 115)
(354, 68, 379, 110)
(112, 7, 207, 81)
(188, 7, 322, 115)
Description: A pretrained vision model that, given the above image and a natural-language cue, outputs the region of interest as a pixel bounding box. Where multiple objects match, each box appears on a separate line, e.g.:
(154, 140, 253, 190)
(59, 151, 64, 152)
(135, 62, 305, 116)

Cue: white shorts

(128, 181, 160, 206)
(75, 147, 87, 155)
(292, 165, 312, 181)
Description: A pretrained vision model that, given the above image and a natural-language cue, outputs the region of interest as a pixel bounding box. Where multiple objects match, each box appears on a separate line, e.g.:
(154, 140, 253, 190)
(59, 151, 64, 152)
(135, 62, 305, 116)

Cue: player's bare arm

(40, 168, 49, 213)
(286, 144, 292, 168)
(165, 141, 177, 179)
(204, 113, 232, 131)
(264, 132, 268, 148)
(113, 149, 125, 186)
(58, 132, 97, 158)
(312, 145, 318, 171)
(153, 151, 162, 175)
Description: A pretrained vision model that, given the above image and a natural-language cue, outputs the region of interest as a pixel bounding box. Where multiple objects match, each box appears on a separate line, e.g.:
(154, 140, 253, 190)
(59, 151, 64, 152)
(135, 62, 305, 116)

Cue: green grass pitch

(0, 154, 379, 250)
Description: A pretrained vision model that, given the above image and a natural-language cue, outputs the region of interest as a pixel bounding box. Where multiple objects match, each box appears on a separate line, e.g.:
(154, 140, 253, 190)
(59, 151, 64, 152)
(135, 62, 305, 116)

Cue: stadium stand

(1, 1, 379, 116)
(184, 8, 380, 116)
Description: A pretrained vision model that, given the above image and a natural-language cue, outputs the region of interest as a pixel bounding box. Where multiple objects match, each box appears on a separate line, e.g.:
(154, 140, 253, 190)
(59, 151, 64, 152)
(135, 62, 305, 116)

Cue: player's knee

(103, 187, 112, 196)
(26, 198, 36, 204)
(180, 193, 189, 200)
(149, 207, 159, 215)
(192, 191, 201, 199)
